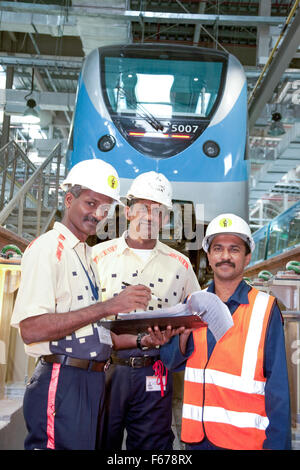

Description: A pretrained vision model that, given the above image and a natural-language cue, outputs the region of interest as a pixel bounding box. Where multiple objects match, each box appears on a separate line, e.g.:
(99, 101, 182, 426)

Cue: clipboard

(98, 291, 234, 341)
(98, 314, 207, 335)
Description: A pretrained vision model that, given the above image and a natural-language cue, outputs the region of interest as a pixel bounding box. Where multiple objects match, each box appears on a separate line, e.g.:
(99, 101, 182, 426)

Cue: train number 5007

(171, 124, 198, 133)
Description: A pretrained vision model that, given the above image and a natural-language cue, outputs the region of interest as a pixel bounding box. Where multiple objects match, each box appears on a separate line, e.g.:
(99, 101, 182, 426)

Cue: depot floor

(1, 371, 299, 450)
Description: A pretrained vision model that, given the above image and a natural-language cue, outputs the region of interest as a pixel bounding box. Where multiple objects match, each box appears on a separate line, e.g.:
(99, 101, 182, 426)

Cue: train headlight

(203, 140, 220, 158)
(98, 135, 116, 152)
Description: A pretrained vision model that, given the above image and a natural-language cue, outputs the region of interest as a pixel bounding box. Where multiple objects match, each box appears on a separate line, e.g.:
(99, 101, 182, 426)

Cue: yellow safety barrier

(0, 263, 21, 399)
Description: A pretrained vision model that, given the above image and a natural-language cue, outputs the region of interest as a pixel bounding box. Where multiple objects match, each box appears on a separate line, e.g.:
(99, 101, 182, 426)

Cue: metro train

(67, 43, 249, 235)
(248, 200, 300, 268)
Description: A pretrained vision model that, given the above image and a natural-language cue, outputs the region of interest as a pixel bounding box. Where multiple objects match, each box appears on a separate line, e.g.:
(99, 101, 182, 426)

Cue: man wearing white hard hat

(160, 213, 291, 450)
(11, 159, 163, 450)
(92, 171, 200, 450)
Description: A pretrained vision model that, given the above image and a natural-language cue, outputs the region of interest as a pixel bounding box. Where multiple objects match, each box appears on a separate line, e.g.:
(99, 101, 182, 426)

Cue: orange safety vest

(181, 287, 275, 450)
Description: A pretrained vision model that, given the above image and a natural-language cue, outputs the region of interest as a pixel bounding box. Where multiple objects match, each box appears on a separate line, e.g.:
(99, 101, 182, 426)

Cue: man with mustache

(160, 213, 291, 450)
(10, 159, 160, 450)
(92, 171, 200, 450)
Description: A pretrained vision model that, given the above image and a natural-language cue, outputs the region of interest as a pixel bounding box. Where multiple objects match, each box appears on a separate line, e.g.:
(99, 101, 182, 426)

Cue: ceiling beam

(125, 11, 286, 26)
(248, 6, 300, 131)
(0, 89, 75, 113)
(0, 1, 287, 30)
(0, 52, 83, 70)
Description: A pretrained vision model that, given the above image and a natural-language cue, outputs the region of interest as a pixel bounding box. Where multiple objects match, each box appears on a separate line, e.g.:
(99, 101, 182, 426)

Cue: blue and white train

(67, 43, 248, 226)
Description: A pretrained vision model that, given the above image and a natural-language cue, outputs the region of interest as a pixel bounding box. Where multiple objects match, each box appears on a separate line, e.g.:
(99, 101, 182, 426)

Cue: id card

(146, 375, 167, 392)
(97, 325, 113, 346)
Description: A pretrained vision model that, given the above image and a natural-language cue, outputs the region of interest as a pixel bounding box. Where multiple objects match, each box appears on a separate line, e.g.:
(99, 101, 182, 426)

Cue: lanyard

(74, 251, 99, 301)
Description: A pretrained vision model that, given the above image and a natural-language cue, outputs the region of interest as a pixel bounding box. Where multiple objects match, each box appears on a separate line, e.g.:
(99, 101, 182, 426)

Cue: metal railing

(0, 140, 63, 240)
(0, 140, 36, 211)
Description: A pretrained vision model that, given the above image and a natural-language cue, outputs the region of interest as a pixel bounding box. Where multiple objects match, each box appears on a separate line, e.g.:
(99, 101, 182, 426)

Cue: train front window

(116, 74, 173, 118)
(101, 50, 226, 158)
(105, 57, 223, 119)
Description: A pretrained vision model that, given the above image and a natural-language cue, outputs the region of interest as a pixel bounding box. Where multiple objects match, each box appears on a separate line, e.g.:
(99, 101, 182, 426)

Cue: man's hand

(146, 325, 194, 355)
(178, 328, 193, 355)
(142, 325, 186, 348)
(106, 284, 151, 315)
(19, 285, 151, 345)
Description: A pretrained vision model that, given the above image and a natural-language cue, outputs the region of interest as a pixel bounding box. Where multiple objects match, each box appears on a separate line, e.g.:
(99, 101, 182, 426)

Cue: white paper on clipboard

(117, 290, 233, 342)
(187, 291, 234, 341)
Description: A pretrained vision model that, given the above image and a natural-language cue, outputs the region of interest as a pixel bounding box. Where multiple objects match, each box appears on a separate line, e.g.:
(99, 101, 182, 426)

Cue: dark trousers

(185, 439, 225, 450)
(100, 363, 174, 451)
(23, 360, 105, 450)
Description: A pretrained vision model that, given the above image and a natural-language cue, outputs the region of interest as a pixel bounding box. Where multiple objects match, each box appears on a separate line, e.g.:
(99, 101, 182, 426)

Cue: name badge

(97, 325, 113, 346)
(146, 375, 167, 392)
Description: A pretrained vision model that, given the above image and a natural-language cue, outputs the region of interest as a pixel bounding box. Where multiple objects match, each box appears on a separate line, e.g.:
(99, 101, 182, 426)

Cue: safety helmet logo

(219, 218, 232, 228)
(108, 175, 118, 189)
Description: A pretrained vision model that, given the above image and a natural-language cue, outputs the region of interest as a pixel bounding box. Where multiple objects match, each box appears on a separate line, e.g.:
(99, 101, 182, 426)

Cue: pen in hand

(122, 281, 159, 301)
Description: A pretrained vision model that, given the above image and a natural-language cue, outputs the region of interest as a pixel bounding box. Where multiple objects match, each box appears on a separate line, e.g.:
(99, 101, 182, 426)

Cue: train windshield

(105, 57, 223, 118)
(101, 48, 227, 158)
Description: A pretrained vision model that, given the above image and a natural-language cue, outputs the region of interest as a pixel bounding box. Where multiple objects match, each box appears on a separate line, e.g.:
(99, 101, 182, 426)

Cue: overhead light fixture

(267, 112, 285, 137)
(23, 68, 40, 124)
(23, 98, 40, 124)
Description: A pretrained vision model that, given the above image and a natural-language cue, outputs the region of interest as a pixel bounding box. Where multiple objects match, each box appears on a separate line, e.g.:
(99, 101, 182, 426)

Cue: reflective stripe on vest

(182, 404, 270, 430)
(181, 288, 275, 450)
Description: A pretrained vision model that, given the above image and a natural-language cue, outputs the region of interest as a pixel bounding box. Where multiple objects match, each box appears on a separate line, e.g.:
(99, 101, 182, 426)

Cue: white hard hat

(61, 159, 123, 205)
(126, 171, 173, 210)
(202, 213, 255, 253)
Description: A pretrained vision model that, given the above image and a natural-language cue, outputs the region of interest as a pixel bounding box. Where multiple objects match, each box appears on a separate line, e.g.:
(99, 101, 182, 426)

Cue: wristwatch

(136, 332, 149, 350)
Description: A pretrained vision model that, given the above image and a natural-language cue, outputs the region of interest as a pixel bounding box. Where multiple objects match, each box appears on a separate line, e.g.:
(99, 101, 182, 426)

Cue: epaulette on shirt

(56, 233, 66, 261)
(93, 244, 117, 264)
(168, 251, 189, 270)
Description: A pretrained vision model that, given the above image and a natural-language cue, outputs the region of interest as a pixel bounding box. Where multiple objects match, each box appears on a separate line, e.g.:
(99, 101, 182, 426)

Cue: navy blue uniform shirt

(160, 280, 292, 450)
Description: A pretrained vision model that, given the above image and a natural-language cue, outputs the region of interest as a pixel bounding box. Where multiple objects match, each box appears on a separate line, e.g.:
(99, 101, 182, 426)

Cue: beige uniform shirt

(11, 222, 111, 361)
(92, 232, 200, 314)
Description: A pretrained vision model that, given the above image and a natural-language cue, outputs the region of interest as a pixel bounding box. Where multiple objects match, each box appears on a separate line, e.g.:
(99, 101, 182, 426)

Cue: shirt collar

(53, 221, 82, 249)
(116, 231, 131, 255)
(207, 279, 251, 306)
(117, 231, 167, 256)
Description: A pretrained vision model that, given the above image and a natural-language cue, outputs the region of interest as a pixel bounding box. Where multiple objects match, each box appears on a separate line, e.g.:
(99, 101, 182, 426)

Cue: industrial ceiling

(0, 0, 300, 230)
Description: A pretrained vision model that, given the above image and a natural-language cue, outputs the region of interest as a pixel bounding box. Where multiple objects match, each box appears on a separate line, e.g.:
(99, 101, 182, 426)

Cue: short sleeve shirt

(11, 222, 111, 361)
(92, 233, 200, 357)
(92, 232, 200, 314)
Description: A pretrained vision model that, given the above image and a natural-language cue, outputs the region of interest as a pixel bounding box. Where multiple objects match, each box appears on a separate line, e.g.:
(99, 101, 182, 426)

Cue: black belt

(41, 354, 110, 372)
(111, 355, 159, 368)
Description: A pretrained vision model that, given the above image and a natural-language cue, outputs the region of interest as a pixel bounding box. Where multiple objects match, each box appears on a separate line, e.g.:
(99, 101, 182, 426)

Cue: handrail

(0, 140, 36, 210)
(282, 311, 300, 320)
(40, 206, 59, 235)
(0, 141, 63, 239)
(0, 143, 61, 224)
(0, 142, 37, 207)
(0, 140, 36, 174)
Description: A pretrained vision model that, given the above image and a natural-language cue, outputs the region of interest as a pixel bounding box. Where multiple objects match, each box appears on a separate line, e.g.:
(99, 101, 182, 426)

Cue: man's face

(64, 189, 114, 241)
(207, 234, 251, 282)
(126, 199, 168, 241)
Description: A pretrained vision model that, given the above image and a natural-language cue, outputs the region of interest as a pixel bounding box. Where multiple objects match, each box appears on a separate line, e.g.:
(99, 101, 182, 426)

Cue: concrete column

(0, 66, 14, 149)
(256, 0, 271, 66)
